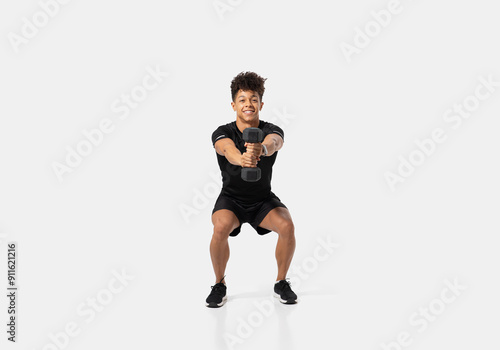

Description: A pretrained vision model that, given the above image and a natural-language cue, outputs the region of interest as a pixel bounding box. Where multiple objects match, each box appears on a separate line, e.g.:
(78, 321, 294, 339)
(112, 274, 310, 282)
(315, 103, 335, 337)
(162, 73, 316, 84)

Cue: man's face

(231, 89, 263, 123)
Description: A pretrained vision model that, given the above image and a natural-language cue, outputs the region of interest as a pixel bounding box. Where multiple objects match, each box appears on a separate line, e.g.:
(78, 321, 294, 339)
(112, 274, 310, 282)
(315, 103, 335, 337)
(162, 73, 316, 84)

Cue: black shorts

(212, 192, 287, 237)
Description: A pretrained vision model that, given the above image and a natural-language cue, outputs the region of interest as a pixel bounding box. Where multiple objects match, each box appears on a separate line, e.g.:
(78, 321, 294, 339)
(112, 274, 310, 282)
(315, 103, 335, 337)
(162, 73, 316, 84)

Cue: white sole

(206, 295, 227, 308)
(273, 292, 297, 304)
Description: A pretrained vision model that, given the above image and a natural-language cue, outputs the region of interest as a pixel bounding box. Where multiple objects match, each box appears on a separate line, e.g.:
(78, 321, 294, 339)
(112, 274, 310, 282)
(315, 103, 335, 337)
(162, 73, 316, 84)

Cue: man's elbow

(275, 137, 284, 151)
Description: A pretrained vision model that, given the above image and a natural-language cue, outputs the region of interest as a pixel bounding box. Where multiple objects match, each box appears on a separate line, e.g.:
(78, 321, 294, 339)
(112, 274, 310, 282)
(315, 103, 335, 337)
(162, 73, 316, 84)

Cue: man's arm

(262, 133, 283, 157)
(214, 138, 259, 168)
(245, 133, 284, 158)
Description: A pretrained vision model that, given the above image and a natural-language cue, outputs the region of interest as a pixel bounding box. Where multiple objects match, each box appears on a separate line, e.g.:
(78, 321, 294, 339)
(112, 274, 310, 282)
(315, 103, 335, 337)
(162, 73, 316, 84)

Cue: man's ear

(231, 101, 236, 110)
(260, 102, 264, 110)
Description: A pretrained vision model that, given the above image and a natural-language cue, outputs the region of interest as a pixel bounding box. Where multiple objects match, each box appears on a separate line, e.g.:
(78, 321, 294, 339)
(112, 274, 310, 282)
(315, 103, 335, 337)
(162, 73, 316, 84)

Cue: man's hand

(240, 151, 259, 168)
(245, 142, 263, 158)
(242, 142, 262, 168)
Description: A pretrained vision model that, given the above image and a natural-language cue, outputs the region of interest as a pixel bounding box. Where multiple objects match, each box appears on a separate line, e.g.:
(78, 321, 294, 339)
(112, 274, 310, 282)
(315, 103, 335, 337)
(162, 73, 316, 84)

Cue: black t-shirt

(211, 120, 284, 203)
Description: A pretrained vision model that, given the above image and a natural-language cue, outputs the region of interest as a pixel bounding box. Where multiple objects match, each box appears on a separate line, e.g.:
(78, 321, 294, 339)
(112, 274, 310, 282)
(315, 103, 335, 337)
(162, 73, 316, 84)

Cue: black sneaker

(274, 279, 297, 304)
(206, 276, 227, 308)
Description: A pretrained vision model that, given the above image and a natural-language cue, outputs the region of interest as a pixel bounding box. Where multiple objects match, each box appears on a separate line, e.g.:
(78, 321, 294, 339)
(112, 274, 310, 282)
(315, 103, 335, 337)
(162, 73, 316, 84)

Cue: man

(206, 71, 297, 307)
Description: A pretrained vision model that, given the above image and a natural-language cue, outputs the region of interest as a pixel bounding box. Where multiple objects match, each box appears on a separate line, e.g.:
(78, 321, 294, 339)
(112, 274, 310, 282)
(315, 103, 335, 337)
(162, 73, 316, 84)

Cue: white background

(1, 0, 499, 349)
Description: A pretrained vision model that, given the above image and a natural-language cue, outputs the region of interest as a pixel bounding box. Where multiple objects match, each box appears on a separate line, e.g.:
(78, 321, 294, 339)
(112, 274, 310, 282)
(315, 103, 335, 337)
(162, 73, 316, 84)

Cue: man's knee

(212, 210, 238, 240)
(213, 221, 235, 240)
(276, 220, 295, 238)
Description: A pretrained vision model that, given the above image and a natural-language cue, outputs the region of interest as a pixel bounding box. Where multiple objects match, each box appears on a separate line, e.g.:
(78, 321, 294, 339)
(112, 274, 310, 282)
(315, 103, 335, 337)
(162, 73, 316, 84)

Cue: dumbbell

(241, 127, 264, 182)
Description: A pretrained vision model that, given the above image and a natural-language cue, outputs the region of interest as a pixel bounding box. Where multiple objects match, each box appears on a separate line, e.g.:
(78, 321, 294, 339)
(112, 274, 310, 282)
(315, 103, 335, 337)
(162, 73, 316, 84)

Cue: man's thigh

(212, 209, 240, 234)
(258, 207, 294, 233)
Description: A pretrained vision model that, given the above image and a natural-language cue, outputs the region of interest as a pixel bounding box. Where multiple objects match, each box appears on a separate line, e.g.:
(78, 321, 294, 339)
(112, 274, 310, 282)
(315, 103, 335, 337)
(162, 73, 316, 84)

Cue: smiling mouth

(243, 110, 255, 114)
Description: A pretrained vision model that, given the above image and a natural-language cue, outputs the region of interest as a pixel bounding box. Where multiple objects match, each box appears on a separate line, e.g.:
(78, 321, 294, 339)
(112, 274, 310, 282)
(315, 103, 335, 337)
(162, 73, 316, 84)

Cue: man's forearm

(222, 146, 242, 166)
(262, 135, 282, 157)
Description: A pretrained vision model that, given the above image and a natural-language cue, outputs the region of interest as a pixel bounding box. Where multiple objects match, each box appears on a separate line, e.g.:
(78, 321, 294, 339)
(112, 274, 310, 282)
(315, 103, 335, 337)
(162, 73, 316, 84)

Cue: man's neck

(236, 118, 259, 133)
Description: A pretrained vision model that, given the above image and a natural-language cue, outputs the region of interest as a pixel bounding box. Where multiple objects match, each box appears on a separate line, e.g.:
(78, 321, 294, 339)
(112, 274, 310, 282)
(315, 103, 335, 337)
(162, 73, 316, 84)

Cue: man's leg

(259, 207, 296, 281)
(210, 209, 240, 284)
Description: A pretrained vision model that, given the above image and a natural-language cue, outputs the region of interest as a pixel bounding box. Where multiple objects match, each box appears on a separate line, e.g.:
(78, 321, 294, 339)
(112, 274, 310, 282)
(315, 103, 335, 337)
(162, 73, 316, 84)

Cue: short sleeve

(211, 124, 231, 147)
(262, 122, 284, 142)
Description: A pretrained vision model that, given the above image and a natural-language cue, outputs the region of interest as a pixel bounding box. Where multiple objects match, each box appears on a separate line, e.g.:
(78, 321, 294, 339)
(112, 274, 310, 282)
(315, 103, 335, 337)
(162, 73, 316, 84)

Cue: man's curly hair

(230, 71, 267, 102)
